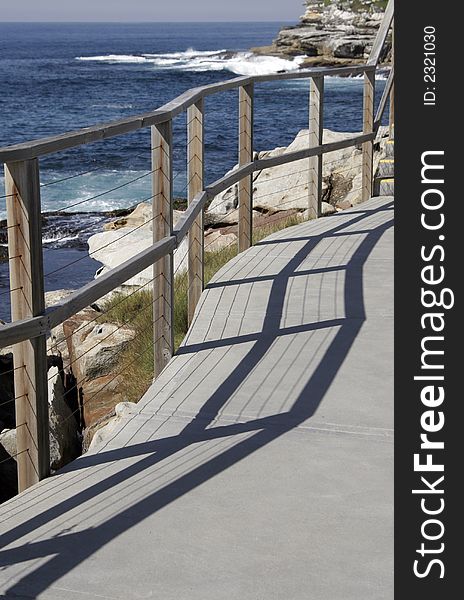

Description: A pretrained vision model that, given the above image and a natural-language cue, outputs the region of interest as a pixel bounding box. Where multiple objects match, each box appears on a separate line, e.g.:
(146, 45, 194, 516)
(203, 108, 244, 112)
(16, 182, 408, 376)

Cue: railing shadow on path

(0, 200, 393, 597)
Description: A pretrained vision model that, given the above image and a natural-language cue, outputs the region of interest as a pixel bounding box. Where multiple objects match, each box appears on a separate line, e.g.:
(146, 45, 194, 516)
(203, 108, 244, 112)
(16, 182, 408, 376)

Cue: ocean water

(0, 23, 387, 217)
(0, 22, 387, 319)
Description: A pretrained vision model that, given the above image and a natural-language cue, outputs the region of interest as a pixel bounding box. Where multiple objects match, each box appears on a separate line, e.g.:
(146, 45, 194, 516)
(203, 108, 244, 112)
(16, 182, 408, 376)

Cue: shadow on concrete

(0, 201, 393, 597)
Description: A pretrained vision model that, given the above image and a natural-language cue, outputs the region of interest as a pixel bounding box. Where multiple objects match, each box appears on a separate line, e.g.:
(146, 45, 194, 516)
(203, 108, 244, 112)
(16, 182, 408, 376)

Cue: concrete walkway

(0, 196, 394, 600)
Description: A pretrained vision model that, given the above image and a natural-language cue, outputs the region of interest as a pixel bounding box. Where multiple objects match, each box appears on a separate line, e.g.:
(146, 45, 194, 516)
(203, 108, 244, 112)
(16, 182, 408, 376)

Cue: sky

(0, 0, 303, 22)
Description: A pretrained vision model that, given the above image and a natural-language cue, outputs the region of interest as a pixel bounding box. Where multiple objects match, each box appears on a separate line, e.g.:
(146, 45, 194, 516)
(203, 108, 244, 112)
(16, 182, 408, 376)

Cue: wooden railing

(0, 1, 394, 492)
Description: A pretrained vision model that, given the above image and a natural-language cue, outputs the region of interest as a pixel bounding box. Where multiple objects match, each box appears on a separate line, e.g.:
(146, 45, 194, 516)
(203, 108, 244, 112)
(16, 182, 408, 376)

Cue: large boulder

(89, 204, 241, 287)
(103, 202, 152, 231)
(88, 208, 188, 287)
(207, 128, 384, 217)
(87, 127, 387, 290)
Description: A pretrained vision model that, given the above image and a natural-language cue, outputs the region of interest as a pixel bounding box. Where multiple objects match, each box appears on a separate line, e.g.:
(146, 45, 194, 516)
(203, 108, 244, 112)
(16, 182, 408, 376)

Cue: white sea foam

(76, 49, 389, 79)
(42, 234, 80, 245)
(77, 54, 148, 63)
(91, 103, 135, 109)
(350, 70, 389, 81)
(76, 49, 306, 76)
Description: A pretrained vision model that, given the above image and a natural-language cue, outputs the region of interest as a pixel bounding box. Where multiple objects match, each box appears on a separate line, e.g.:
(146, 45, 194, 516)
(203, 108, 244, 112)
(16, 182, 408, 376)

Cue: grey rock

(321, 201, 337, 215)
(207, 128, 385, 215)
(48, 366, 80, 470)
(255, 1, 390, 64)
(0, 428, 16, 457)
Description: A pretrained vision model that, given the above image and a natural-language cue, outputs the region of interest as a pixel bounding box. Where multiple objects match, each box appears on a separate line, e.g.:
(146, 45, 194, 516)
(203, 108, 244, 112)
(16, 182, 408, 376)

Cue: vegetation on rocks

(322, 0, 387, 10)
(101, 214, 302, 403)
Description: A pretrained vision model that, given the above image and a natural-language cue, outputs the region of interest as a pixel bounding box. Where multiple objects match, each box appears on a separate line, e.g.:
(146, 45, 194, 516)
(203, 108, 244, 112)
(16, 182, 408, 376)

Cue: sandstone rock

(336, 199, 353, 210)
(87, 401, 138, 452)
(45, 289, 74, 308)
(72, 322, 134, 381)
(88, 208, 188, 286)
(204, 230, 237, 253)
(62, 309, 135, 431)
(321, 202, 337, 216)
(0, 428, 16, 457)
(80, 373, 127, 434)
(259, 1, 390, 64)
(103, 202, 153, 231)
(90, 202, 241, 287)
(62, 309, 131, 381)
(205, 203, 262, 228)
(103, 203, 183, 232)
(45, 290, 75, 362)
(208, 128, 383, 214)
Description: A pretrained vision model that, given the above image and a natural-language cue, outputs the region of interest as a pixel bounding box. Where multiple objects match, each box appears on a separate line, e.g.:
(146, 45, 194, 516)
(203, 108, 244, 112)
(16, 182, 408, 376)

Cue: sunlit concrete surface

(0, 196, 394, 600)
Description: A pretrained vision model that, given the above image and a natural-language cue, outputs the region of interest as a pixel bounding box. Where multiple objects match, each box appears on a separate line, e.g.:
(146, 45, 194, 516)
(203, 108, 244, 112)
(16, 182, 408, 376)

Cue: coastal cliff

(252, 0, 390, 66)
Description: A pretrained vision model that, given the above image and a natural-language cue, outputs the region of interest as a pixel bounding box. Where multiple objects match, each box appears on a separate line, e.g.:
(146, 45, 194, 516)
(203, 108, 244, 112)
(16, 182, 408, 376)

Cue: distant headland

(252, 0, 390, 67)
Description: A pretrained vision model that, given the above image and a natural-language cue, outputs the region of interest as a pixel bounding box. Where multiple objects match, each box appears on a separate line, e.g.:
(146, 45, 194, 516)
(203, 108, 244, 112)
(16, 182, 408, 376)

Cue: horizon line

(0, 20, 296, 24)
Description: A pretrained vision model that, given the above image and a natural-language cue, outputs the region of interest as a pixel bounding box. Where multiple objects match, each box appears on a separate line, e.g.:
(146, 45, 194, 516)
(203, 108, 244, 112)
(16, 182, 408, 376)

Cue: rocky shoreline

(0, 206, 140, 258)
(252, 0, 391, 67)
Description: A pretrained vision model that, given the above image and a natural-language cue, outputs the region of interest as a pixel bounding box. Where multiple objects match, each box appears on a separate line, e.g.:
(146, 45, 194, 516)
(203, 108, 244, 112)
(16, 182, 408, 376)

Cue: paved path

(0, 196, 394, 600)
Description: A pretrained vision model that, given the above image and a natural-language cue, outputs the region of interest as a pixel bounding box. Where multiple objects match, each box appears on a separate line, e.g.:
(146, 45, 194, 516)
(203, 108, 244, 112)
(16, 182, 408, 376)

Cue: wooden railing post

(238, 83, 253, 252)
(5, 158, 50, 492)
(187, 99, 204, 324)
(389, 22, 395, 138)
(152, 120, 174, 378)
(308, 76, 324, 219)
(362, 71, 375, 202)
(389, 81, 395, 139)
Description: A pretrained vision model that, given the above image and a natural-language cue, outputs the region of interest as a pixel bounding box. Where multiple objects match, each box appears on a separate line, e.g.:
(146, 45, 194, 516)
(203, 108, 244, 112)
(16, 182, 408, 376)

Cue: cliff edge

(252, 0, 390, 67)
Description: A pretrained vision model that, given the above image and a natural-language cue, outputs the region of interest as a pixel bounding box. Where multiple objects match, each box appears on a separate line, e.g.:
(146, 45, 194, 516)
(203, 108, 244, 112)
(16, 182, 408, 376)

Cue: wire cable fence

(49, 146, 367, 418)
(0, 36, 394, 493)
(0, 179, 374, 483)
(0, 447, 29, 467)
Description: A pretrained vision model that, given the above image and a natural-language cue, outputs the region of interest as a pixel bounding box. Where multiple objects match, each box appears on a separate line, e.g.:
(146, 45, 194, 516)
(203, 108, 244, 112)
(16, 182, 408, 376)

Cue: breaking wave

(76, 48, 306, 76)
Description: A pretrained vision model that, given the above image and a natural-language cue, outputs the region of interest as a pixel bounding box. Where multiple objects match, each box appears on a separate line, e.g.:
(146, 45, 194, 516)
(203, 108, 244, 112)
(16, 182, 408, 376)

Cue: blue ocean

(0, 22, 386, 317)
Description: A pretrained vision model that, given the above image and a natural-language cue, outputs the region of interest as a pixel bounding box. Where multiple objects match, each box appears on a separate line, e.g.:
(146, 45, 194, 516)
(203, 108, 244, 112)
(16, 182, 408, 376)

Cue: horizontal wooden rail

(0, 236, 177, 348)
(0, 65, 374, 163)
(173, 191, 207, 243)
(367, 0, 394, 66)
(0, 130, 375, 349)
(1, 0, 394, 490)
